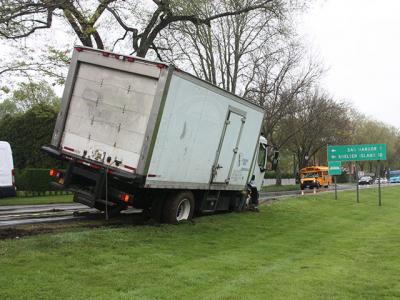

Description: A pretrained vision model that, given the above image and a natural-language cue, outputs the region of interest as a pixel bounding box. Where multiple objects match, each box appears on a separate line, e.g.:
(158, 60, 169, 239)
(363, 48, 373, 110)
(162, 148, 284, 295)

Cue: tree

(156, 0, 293, 94)
(0, 0, 281, 58)
(3, 80, 60, 112)
(351, 117, 400, 172)
(0, 99, 17, 118)
(285, 89, 352, 170)
(0, 47, 70, 100)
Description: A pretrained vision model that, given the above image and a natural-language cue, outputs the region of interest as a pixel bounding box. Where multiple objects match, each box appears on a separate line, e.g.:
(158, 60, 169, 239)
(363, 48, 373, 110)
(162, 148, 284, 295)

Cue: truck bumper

(301, 182, 319, 189)
(54, 161, 130, 212)
(0, 186, 17, 198)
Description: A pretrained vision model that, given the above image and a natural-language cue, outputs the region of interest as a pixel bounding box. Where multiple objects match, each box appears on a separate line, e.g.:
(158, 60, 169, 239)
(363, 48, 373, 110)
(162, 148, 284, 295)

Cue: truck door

(212, 109, 245, 183)
(252, 140, 268, 190)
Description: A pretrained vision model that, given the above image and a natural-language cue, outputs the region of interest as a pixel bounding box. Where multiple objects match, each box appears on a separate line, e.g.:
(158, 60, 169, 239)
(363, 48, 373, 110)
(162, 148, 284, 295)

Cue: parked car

(0, 141, 16, 198)
(358, 176, 373, 185)
(374, 177, 388, 184)
(390, 176, 400, 183)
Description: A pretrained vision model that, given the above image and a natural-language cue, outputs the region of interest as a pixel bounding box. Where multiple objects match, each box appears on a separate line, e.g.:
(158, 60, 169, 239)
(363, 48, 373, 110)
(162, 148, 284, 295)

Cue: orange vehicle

(300, 166, 332, 189)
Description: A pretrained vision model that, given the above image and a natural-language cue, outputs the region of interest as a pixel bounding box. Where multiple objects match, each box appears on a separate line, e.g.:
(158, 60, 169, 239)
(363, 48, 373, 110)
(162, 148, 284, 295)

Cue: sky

(1, 0, 399, 129)
(297, 0, 400, 128)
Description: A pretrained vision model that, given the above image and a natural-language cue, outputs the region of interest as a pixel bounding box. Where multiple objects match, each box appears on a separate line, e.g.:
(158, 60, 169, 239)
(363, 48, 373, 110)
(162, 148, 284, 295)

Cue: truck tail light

(124, 165, 136, 171)
(63, 146, 75, 152)
(89, 163, 101, 170)
(11, 169, 15, 186)
(119, 194, 130, 202)
(49, 169, 63, 179)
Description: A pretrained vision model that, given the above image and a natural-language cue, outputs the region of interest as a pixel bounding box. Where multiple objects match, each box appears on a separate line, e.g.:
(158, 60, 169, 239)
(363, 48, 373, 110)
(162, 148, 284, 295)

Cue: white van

(0, 141, 16, 198)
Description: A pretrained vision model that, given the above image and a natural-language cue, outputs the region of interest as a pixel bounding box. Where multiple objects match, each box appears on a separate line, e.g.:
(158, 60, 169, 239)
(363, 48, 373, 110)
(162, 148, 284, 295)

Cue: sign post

(355, 162, 359, 203)
(327, 144, 387, 205)
(378, 161, 381, 206)
(328, 161, 341, 200)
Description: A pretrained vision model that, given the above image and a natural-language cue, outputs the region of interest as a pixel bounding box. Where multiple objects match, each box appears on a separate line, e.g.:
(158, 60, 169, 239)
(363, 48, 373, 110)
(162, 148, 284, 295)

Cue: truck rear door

(60, 63, 158, 173)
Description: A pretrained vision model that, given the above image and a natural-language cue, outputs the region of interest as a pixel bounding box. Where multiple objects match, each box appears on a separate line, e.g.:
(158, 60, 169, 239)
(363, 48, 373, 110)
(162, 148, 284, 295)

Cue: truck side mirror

(271, 151, 279, 171)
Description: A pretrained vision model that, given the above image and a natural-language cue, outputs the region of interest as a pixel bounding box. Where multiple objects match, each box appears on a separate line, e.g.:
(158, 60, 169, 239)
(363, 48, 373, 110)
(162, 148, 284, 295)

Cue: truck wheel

(163, 191, 195, 224)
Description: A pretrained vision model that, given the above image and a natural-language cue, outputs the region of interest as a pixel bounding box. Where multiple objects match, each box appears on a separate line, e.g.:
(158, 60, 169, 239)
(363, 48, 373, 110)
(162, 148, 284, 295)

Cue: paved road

(260, 182, 398, 200)
(0, 203, 94, 227)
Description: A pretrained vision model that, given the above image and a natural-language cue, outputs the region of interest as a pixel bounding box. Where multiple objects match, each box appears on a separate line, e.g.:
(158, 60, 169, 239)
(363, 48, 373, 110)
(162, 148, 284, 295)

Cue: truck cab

(251, 136, 268, 191)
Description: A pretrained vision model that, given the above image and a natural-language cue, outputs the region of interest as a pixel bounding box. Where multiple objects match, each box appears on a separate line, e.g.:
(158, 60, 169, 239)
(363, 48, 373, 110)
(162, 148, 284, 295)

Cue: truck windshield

(304, 173, 318, 178)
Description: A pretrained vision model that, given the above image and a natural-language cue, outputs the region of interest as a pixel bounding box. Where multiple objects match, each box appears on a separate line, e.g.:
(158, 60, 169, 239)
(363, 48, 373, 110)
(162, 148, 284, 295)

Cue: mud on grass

(0, 212, 162, 240)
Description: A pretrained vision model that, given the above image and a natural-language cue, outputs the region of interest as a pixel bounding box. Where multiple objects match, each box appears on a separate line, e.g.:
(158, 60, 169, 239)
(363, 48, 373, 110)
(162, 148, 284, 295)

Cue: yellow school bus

(300, 166, 332, 189)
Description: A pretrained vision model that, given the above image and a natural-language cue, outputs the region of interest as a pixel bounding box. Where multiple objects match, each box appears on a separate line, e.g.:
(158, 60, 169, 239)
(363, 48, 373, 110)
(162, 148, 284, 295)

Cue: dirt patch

(0, 212, 155, 240)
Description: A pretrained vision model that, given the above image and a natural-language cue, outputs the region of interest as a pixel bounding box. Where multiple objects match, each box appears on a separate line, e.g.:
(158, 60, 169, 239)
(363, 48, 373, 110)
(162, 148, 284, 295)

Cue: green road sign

(328, 161, 342, 175)
(328, 144, 386, 162)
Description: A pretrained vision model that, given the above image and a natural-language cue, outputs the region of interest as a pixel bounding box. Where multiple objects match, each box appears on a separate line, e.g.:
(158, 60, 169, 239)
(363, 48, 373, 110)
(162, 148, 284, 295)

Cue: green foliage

(4, 80, 60, 112)
(15, 168, 54, 194)
(351, 117, 400, 171)
(264, 171, 294, 179)
(0, 99, 17, 118)
(0, 102, 61, 169)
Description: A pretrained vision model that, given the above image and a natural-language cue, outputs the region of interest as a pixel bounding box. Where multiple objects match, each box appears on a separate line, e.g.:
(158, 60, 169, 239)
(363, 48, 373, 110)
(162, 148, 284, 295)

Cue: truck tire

(163, 191, 195, 224)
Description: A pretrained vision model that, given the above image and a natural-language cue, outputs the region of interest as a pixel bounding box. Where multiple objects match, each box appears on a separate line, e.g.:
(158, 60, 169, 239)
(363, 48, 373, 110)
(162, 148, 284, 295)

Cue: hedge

(15, 168, 70, 197)
(0, 103, 62, 170)
(264, 172, 295, 179)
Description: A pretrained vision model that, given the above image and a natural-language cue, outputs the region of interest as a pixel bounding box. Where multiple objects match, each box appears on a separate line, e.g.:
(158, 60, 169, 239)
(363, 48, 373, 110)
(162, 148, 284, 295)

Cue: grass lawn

(0, 194, 73, 206)
(1, 186, 400, 299)
(262, 184, 299, 192)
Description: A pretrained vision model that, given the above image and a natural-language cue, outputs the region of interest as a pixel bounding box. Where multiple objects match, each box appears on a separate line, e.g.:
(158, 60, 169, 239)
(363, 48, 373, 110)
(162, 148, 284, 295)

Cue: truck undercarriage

(44, 145, 246, 223)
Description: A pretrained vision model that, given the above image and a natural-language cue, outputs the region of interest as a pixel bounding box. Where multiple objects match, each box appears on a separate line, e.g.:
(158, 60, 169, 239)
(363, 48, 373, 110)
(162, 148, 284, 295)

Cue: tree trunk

(275, 165, 282, 186)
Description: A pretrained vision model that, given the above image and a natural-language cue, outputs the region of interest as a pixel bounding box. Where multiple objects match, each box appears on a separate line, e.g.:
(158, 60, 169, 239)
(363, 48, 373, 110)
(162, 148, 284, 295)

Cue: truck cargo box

(50, 47, 265, 191)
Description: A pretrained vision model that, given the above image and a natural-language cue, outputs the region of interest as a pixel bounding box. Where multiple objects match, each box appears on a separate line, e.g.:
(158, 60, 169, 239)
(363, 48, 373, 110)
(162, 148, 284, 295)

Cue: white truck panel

(0, 142, 14, 187)
(146, 73, 263, 188)
(61, 63, 158, 170)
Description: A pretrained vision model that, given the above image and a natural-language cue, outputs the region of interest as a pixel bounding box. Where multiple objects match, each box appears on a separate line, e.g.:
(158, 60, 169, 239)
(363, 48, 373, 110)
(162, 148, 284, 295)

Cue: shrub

(15, 168, 66, 196)
(264, 172, 294, 179)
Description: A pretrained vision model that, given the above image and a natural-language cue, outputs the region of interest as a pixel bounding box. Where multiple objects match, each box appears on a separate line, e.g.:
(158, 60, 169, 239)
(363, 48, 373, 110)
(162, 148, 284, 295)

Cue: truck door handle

(216, 164, 223, 169)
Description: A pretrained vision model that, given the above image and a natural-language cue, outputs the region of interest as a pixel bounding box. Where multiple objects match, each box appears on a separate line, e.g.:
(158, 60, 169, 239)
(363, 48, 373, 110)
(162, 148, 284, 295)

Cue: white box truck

(0, 141, 16, 198)
(42, 46, 270, 223)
